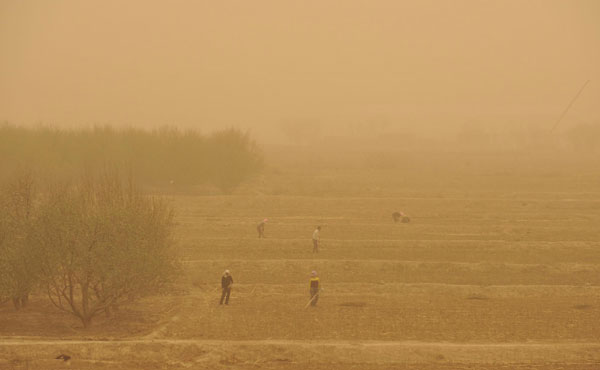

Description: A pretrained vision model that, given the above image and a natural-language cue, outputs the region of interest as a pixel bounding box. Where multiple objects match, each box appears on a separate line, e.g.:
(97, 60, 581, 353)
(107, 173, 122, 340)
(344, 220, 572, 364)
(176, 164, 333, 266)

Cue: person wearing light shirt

(312, 226, 321, 253)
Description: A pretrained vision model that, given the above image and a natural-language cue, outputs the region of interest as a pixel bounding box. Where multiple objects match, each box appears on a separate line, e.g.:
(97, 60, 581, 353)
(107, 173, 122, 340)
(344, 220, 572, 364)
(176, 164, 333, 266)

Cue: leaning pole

(551, 79, 590, 131)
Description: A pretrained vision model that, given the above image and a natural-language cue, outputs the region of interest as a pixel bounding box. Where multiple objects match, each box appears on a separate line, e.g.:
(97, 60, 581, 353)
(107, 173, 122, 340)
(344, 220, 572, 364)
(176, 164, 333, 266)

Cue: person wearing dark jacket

(220, 270, 233, 305)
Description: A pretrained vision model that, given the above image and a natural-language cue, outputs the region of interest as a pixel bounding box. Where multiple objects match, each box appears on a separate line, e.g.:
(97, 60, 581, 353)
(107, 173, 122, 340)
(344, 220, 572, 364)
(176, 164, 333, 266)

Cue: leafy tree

(33, 172, 177, 328)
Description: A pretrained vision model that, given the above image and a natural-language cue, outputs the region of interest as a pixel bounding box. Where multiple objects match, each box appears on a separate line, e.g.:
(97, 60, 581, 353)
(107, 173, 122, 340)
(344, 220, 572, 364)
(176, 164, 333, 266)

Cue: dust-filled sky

(1, 0, 599, 142)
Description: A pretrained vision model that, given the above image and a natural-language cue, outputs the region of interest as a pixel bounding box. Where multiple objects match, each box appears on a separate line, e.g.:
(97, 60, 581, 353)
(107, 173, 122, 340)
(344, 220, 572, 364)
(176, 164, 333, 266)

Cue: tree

(207, 128, 263, 193)
(0, 173, 38, 310)
(0, 124, 264, 192)
(32, 172, 178, 328)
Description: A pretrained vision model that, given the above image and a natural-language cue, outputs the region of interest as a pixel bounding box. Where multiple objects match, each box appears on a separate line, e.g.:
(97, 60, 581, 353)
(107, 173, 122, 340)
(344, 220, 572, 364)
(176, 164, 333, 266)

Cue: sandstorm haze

(3, 2, 600, 370)
(1, 0, 599, 144)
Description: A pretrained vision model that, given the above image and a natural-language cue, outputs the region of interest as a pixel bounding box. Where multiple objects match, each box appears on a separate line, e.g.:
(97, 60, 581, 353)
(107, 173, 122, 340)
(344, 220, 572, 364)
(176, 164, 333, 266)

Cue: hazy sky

(1, 0, 599, 141)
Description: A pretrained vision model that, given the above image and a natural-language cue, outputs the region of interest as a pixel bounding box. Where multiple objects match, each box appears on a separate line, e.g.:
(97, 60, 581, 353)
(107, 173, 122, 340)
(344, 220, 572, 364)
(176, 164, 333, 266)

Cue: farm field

(1, 148, 600, 369)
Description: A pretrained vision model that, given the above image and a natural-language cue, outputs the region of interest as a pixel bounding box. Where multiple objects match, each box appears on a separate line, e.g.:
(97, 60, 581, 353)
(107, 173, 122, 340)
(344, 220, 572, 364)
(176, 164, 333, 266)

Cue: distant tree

(207, 128, 263, 193)
(32, 171, 178, 328)
(0, 124, 264, 192)
(0, 173, 39, 310)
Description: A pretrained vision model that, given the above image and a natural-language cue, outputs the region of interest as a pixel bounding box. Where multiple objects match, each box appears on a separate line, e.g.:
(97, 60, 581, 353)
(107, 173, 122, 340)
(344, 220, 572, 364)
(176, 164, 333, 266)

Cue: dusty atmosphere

(1, 1, 600, 369)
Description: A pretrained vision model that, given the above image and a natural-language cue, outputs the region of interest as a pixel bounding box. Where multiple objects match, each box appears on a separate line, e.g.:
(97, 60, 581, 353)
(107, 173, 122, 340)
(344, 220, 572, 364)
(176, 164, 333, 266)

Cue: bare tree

(0, 125, 264, 192)
(0, 173, 38, 310)
(33, 172, 177, 328)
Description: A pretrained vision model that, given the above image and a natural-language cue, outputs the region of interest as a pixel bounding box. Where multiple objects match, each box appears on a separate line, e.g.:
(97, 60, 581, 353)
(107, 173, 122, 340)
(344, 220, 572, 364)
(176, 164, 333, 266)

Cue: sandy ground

(1, 149, 599, 369)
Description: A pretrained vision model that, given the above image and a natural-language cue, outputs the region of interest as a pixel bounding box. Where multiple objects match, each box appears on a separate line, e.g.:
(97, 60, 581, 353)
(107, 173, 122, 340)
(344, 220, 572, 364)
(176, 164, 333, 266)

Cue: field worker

(220, 270, 234, 305)
(392, 211, 410, 223)
(309, 270, 321, 306)
(312, 226, 321, 253)
(257, 218, 268, 238)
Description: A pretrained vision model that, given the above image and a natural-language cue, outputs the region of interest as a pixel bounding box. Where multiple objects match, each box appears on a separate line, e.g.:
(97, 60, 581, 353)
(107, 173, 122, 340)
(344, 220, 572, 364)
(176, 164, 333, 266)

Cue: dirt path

(2, 337, 600, 347)
(2, 337, 599, 370)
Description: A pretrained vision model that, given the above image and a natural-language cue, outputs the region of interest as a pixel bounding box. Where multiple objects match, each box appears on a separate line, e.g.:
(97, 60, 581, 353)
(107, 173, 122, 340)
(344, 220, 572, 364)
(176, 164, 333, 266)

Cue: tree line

(0, 124, 264, 193)
(0, 172, 178, 328)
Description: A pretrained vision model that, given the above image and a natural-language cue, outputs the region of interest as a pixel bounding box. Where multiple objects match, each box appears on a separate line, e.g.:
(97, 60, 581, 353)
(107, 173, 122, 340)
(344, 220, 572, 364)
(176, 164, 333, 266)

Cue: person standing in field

(312, 226, 321, 253)
(257, 218, 268, 238)
(220, 270, 233, 305)
(309, 270, 321, 306)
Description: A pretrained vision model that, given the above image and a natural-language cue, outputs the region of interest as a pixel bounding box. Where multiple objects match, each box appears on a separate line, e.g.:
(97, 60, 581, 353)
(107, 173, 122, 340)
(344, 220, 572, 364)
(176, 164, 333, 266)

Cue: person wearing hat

(308, 270, 321, 306)
(257, 218, 268, 238)
(220, 270, 234, 305)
